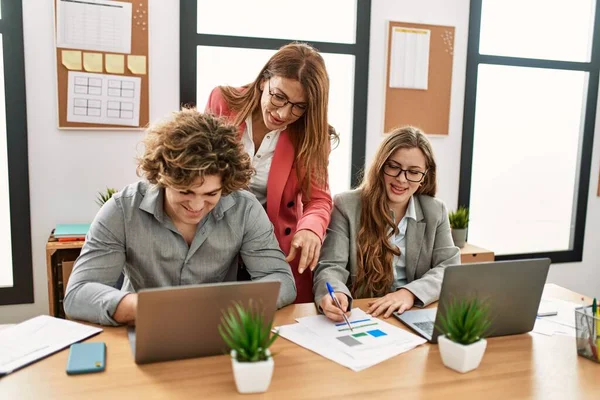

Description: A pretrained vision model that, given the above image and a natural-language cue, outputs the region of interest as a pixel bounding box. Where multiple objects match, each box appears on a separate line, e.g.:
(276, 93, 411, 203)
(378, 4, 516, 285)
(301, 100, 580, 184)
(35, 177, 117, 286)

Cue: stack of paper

(532, 297, 580, 337)
(277, 308, 426, 371)
(0, 315, 102, 376)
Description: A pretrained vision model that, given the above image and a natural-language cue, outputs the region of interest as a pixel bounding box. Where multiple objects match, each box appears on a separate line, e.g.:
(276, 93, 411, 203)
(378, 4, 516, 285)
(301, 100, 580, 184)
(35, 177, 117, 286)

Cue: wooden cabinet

(46, 236, 84, 318)
(460, 243, 494, 264)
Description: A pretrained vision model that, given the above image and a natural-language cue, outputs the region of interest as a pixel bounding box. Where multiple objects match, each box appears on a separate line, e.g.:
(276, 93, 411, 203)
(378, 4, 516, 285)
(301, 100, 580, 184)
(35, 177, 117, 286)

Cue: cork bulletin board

(384, 21, 455, 135)
(53, 0, 149, 129)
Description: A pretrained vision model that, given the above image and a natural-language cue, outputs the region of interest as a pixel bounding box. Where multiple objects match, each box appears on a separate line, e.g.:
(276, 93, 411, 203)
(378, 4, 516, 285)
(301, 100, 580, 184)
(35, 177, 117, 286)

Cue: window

(459, 0, 599, 262)
(180, 0, 371, 193)
(0, 0, 33, 304)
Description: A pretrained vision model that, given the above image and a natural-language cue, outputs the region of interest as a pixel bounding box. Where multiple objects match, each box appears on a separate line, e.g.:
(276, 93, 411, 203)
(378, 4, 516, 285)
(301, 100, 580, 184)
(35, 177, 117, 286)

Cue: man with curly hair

(64, 109, 297, 326)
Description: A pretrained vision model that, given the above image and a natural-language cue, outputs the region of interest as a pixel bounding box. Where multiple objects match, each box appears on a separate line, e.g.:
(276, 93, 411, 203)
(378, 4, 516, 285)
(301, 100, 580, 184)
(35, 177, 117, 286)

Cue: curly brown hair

(137, 108, 254, 195)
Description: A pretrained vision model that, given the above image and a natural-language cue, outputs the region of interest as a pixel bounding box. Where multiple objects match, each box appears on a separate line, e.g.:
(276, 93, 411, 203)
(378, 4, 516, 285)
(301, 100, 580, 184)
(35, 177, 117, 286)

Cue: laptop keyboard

(414, 321, 435, 335)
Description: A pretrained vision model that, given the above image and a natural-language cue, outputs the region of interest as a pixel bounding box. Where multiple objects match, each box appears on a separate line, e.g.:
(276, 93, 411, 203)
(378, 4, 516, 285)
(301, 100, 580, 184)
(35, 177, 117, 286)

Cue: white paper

(532, 318, 556, 336)
(537, 299, 559, 316)
(389, 27, 430, 90)
(56, 0, 132, 54)
(530, 297, 581, 337)
(277, 308, 426, 371)
(0, 315, 102, 375)
(67, 71, 141, 127)
(538, 297, 581, 328)
(296, 308, 417, 355)
(532, 318, 576, 337)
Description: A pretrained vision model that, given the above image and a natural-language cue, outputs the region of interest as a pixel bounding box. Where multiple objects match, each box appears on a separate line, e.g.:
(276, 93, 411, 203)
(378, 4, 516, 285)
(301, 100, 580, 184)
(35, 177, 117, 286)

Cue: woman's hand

(286, 229, 322, 273)
(367, 289, 416, 318)
(320, 292, 351, 322)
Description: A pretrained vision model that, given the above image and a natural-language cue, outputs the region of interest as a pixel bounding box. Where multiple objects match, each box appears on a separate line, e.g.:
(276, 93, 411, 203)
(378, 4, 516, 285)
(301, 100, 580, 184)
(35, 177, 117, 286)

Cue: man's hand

(112, 293, 138, 324)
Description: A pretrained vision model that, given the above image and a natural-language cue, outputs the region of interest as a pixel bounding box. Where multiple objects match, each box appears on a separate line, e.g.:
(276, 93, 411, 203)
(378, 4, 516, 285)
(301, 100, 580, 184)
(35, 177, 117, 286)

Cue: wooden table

(3, 284, 599, 399)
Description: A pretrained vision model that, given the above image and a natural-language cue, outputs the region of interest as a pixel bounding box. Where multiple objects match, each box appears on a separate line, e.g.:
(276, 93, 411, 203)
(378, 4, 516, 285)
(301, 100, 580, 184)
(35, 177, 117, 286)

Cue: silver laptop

(394, 258, 551, 343)
(128, 280, 281, 364)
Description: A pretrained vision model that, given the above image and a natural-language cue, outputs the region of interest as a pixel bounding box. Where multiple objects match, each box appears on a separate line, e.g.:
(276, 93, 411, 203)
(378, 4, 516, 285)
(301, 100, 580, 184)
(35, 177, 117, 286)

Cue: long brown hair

(353, 126, 437, 298)
(219, 42, 337, 197)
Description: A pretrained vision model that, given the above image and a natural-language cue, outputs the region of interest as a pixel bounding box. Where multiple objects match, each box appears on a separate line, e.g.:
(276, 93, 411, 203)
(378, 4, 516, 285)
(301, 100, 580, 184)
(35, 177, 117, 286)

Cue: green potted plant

(96, 187, 118, 207)
(218, 301, 278, 394)
(437, 296, 491, 373)
(448, 206, 469, 248)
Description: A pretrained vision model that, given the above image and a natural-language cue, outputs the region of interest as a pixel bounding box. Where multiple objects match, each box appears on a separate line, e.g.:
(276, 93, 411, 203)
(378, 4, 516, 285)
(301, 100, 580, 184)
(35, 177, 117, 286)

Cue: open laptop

(128, 280, 281, 364)
(394, 258, 551, 343)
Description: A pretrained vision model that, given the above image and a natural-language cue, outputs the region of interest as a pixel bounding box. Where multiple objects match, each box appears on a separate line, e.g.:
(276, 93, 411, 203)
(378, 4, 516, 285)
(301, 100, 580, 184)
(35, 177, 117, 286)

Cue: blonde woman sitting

(313, 126, 460, 322)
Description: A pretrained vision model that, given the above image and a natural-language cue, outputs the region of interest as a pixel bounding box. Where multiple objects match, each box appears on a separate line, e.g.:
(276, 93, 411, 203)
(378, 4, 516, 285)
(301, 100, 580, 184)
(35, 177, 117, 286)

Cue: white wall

(0, 0, 179, 323)
(1, 0, 598, 323)
(367, 0, 470, 210)
(368, 0, 600, 297)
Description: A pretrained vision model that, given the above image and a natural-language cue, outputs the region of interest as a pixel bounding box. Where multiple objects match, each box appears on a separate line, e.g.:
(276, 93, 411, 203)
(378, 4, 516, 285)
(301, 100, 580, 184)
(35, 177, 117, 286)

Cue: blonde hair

(353, 126, 437, 297)
(219, 42, 337, 197)
(137, 108, 254, 195)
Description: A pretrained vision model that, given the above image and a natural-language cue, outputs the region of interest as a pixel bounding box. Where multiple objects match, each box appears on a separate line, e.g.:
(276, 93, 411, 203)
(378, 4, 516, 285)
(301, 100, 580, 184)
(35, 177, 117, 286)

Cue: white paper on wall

(389, 27, 431, 90)
(56, 0, 132, 54)
(67, 71, 141, 127)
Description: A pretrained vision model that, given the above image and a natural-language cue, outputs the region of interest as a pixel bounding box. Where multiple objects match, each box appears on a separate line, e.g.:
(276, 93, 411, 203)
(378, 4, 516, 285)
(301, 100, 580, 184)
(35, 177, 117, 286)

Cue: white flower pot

(438, 335, 487, 373)
(230, 350, 274, 394)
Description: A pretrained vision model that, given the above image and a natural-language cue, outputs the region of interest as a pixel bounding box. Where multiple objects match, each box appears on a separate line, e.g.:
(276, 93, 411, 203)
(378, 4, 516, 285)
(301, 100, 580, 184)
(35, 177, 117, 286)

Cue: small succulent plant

(437, 297, 491, 345)
(448, 206, 469, 229)
(218, 301, 278, 362)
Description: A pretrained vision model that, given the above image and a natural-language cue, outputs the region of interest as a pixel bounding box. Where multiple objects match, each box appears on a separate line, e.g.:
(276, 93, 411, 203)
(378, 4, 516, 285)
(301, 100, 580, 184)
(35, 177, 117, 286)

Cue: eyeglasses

(267, 81, 307, 117)
(383, 162, 427, 183)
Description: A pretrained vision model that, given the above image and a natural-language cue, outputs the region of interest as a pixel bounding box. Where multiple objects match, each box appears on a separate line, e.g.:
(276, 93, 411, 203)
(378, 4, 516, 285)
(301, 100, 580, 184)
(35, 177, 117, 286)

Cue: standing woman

(313, 126, 460, 321)
(205, 43, 337, 303)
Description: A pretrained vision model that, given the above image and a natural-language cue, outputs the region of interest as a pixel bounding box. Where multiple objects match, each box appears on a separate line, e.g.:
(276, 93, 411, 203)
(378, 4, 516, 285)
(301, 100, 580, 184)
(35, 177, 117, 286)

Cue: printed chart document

(0, 315, 102, 376)
(277, 308, 426, 371)
(56, 0, 133, 54)
(67, 71, 141, 127)
(389, 27, 431, 90)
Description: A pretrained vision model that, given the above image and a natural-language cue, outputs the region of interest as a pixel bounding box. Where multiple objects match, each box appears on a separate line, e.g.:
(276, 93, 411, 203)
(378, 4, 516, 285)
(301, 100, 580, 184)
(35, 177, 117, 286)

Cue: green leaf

(448, 206, 469, 229)
(95, 187, 118, 207)
(218, 300, 278, 363)
(218, 325, 237, 350)
(435, 296, 491, 345)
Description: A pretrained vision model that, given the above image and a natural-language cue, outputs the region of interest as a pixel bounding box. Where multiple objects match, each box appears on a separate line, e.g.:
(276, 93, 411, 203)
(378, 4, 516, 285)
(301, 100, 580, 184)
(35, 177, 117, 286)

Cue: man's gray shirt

(64, 181, 297, 325)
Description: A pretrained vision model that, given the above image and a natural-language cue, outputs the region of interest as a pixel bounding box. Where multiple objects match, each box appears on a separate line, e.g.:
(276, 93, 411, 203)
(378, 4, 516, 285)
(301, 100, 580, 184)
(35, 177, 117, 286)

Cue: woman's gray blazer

(313, 190, 460, 309)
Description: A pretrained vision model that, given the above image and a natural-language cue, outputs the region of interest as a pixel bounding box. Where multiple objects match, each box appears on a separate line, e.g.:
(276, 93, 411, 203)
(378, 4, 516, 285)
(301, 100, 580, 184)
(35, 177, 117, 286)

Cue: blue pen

(326, 282, 353, 332)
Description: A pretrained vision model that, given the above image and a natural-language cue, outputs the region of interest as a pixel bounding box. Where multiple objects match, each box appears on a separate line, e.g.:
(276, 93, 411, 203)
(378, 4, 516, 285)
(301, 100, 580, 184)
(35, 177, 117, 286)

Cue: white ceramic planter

(230, 350, 274, 394)
(438, 335, 487, 373)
